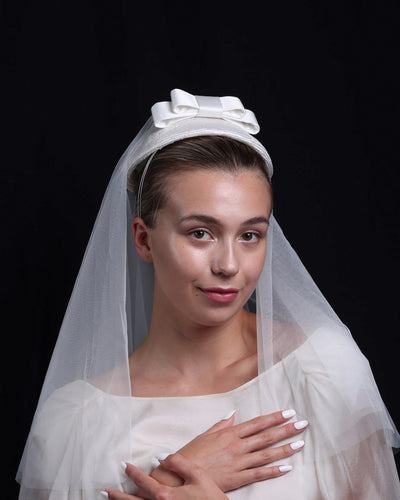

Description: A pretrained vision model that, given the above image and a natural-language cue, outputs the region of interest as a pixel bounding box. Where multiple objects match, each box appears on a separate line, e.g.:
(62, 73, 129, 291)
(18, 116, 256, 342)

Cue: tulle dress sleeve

(18, 380, 135, 500)
(284, 326, 400, 499)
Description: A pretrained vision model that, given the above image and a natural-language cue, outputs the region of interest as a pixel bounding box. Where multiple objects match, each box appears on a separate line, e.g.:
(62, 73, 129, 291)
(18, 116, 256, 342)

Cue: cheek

(243, 245, 267, 285)
(153, 239, 208, 281)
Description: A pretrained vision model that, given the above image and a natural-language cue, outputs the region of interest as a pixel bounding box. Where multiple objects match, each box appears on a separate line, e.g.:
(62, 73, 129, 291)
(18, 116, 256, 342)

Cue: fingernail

(222, 409, 237, 420)
(279, 465, 293, 473)
(155, 452, 170, 461)
(290, 439, 305, 450)
(120, 461, 127, 472)
(294, 420, 309, 430)
(282, 409, 296, 419)
(100, 492, 109, 499)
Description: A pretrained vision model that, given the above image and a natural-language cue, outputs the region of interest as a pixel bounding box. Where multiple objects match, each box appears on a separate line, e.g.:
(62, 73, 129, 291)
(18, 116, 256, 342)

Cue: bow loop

(170, 88, 199, 114)
(151, 89, 260, 134)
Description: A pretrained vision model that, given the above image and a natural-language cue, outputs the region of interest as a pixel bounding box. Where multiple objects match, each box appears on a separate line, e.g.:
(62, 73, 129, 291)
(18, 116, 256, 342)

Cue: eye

(190, 229, 210, 240)
(241, 232, 259, 242)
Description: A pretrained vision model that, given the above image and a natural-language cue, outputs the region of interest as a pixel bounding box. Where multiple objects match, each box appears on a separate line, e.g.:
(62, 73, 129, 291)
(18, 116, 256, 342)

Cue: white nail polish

(279, 465, 293, 473)
(282, 409, 296, 419)
(294, 420, 309, 430)
(155, 452, 170, 461)
(100, 492, 109, 499)
(222, 409, 237, 420)
(120, 461, 127, 472)
(290, 439, 305, 450)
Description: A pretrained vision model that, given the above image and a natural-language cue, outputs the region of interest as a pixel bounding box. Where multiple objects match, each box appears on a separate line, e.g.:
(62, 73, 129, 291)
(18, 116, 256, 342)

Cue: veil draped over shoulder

(17, 89, 400, 499)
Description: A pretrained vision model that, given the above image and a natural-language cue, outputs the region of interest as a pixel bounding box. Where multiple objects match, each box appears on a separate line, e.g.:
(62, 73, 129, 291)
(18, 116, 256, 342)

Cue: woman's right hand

(150, 409, 308, 492)
(105, 454, 229, 500)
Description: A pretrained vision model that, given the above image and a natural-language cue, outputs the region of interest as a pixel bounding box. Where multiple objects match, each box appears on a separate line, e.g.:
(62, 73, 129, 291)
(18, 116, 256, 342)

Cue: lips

(199, 287, 240, 303)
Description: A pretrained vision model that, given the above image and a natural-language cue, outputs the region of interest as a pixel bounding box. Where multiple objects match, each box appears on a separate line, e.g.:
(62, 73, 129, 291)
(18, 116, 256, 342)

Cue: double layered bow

(151, 88, 260, 134)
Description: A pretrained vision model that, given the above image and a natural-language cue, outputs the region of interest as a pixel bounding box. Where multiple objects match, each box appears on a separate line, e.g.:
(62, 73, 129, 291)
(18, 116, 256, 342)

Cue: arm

(295, 327, 400, 499)
(322, 429, 400, 500)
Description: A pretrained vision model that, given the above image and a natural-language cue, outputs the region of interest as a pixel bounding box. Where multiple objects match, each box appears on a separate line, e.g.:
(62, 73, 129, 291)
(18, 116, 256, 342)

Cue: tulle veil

(17, 90, 400, 499)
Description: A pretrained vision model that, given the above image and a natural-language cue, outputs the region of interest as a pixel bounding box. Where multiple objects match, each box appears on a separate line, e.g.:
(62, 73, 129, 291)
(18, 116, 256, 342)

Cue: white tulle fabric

(16, 93, 400, 499)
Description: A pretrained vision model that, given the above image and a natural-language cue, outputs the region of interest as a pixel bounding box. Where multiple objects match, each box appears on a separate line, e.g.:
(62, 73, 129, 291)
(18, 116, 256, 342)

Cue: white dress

(22, 328, 400, 500)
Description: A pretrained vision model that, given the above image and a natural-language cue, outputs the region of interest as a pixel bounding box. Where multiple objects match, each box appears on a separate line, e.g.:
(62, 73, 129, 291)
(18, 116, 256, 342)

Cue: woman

(17, 89, 400, 499)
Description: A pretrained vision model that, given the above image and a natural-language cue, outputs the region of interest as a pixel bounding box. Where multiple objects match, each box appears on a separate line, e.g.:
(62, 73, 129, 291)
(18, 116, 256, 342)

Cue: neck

(129, 296, 257, 396)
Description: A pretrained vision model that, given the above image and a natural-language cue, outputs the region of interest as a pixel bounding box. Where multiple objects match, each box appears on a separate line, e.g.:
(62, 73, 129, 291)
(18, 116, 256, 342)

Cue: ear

(132, 217, 153, 263)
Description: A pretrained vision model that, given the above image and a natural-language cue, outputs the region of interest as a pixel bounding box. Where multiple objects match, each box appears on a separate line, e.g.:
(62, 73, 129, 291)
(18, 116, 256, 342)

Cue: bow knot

(151, 89, 260, 134)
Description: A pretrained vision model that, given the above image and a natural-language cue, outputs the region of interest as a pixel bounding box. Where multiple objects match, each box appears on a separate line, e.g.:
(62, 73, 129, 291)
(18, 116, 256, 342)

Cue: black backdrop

(3, 1, 399, 497)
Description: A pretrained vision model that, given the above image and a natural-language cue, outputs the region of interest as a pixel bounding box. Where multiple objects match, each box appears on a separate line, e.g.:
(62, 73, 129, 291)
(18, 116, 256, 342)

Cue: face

(136, 168, 272, 328)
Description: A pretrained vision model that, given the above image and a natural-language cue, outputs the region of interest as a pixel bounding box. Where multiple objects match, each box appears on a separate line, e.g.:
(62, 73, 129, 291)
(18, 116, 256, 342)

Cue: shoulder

(36, 380, 101, 417)
(29, 380, 102, 445)
(285, 326, 384, 439)
(294, 326, 371, 379)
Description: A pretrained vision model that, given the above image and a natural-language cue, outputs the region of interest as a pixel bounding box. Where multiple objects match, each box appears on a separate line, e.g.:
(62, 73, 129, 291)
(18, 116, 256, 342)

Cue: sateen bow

(151, 89, 260, 134)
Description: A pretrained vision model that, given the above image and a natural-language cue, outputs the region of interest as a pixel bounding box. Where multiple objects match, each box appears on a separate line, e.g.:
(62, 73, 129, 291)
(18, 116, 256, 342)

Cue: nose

(211, 240, 239, 277)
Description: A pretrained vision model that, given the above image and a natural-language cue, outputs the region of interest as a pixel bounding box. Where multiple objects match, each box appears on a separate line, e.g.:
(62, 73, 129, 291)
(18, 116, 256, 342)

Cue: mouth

(198, 287, 240, 303)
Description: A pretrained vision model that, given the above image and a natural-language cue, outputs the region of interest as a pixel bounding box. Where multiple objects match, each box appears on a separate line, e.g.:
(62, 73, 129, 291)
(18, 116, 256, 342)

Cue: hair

(128, 135, 272, 228)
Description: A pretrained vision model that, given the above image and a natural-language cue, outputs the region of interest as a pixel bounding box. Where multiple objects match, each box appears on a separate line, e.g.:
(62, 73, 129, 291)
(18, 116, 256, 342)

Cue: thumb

(202, 409, 236, 435)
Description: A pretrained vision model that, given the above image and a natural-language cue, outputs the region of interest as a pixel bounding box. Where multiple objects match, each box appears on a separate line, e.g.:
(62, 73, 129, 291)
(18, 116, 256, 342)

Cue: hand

(151, 410, 307, 492)
(103, 453, 229, 500)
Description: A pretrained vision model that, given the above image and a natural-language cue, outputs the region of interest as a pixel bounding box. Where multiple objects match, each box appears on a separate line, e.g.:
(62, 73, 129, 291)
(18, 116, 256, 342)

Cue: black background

(2, 1, 399, 497)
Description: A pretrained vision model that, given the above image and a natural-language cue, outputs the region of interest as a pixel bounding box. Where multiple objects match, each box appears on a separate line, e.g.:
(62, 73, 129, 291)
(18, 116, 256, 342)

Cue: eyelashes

(241, 232, 261, 242)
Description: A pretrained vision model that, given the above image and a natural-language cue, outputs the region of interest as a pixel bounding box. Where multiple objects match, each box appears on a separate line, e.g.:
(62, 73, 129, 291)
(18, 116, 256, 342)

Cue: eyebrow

(179, 214, 270, 226)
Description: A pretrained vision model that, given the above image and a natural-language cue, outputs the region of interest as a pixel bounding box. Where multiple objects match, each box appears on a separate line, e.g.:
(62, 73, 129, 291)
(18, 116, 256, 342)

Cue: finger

(201, 410, 236, 435)
(233, 410, 297, 438)
(122, 462, 165, 497)
(159, 453, 207, 483)
(242, 420, 308, 452)
(242, 439, 305, 468)
(229, 463, 294, 489)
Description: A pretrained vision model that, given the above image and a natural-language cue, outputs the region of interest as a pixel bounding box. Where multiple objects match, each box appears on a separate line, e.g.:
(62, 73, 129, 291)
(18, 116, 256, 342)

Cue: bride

(17, 89, 400, 499)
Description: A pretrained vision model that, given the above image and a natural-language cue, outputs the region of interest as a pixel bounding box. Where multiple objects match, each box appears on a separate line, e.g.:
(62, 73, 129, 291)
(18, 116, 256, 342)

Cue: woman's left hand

(103, 453, 229, 500)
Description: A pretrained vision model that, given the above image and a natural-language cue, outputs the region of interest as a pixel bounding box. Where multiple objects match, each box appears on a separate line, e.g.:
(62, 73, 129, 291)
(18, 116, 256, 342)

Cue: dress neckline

(128, 371, 265, 401)
(81, 370, 266, 402)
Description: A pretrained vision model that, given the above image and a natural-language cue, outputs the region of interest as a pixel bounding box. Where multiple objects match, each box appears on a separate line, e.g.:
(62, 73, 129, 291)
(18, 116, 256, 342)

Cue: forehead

(160, 169, 272, 220)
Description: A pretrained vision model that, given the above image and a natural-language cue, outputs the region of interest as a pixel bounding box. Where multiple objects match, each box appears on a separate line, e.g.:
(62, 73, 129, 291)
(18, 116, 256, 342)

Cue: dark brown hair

(129, 135, 271, 228)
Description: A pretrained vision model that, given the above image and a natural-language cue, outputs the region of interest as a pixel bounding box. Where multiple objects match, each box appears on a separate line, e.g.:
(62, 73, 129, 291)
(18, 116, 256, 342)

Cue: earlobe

(132, 218, 153, 263)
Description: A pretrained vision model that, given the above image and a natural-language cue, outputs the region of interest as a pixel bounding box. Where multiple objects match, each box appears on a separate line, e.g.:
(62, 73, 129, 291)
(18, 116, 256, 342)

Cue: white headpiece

(17, 89, 399, 498)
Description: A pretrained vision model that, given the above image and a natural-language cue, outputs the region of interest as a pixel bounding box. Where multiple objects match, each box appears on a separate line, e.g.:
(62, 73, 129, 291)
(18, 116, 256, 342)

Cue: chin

(189, 305, 246, 328)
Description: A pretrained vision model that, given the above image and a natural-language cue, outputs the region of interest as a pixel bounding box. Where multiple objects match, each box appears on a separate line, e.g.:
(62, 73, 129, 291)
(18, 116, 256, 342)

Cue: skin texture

(108, 169, 308, 499)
